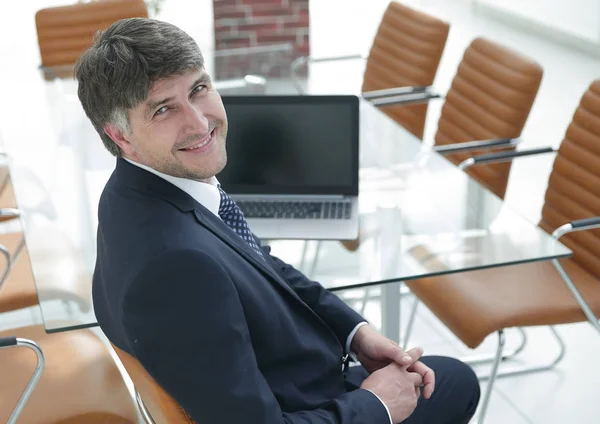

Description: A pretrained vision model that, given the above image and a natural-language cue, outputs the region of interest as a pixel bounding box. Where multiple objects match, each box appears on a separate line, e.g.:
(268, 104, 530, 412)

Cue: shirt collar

(123, 158, 221, 218)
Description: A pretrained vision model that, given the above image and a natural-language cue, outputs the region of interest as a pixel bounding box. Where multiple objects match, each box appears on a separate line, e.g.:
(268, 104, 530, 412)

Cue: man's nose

(181, 102, 209, 134)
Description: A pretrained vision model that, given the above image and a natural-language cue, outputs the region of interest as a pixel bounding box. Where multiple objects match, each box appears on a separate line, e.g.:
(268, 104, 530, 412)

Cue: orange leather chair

(435, 37, 543, 199)
(111, 343, 195, 423)
(404, 80, 600, 424)
(360, 1, 450, 139)
(0, 327, 139, 423)
(0, 250, 139, 423)
(291, 1, 450, 140)
(376, 37, 544, 199)
(35, 0, 149, 79)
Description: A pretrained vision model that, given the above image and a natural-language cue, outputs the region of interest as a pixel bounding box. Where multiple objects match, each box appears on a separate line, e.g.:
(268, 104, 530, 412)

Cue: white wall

(309, 0, 390, 57)
(476, 0, 600, 43)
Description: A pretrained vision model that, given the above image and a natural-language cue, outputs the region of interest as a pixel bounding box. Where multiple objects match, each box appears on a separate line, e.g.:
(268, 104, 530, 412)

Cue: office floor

(1, 0, 600, 423)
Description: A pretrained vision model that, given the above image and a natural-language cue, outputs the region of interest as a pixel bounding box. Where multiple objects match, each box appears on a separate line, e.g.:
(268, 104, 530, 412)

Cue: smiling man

(76, 18, 480, 423)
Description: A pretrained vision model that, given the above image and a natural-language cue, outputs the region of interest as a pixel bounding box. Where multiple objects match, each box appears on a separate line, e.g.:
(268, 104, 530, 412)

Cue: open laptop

(218, 95, 360, 240)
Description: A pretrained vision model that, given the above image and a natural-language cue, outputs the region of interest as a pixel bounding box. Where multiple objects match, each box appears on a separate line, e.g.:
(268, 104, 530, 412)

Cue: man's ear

(104, 123, 134, 155)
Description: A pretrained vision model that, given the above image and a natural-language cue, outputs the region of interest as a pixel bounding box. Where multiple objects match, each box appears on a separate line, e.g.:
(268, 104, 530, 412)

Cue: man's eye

(192, 85, 207, 94)
(154, 106, 168, 116)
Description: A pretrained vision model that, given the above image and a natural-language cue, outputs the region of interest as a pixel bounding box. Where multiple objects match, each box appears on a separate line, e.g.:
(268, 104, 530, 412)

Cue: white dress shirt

(124, 158, 392, 423)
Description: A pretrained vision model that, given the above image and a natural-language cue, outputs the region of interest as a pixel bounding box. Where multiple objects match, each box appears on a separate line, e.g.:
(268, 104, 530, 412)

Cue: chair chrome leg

(462, 327, 527, 366)
(13, 237, 26, 260)
(299, 241, 310, 271)
(402, 297, 419, 350)
(309, 241, 322, 278)
(477, 326, 566, 381)
(552, 258, 600, 334)
(477, 330, 504, 424)
(358, 287, 372, 316)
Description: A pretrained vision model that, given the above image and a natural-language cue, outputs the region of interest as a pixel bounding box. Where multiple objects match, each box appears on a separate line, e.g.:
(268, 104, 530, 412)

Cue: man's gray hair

(75, 18, 205, 157)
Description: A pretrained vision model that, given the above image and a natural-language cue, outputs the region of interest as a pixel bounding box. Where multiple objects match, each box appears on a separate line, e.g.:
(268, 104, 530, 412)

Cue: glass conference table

(0, 49, 571, 337)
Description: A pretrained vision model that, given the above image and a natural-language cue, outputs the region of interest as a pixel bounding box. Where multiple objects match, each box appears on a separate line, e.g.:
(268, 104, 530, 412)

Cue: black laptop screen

(217, 95, 359, 196)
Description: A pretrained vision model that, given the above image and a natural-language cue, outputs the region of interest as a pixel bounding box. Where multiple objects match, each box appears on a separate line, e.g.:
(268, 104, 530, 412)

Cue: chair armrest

(458, 147, 557, 170)
(434, 138, 521, 155)
(0, 208, 20, 223)
(369, 91, 442, 107)
(363, 85, 431, 100)
(0, 337, 45, 424)
(553, 217, 600, 240)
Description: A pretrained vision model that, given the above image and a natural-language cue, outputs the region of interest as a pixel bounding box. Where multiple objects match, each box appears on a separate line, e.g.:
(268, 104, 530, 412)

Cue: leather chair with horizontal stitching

(405, 79, 600, 424)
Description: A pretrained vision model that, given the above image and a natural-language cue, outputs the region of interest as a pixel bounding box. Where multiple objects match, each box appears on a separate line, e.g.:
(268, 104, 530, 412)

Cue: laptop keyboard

(237, 200, 352, 220)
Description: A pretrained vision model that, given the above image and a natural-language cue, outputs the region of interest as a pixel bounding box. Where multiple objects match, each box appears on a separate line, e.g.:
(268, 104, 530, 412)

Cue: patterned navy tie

(218, 188, 264, 258)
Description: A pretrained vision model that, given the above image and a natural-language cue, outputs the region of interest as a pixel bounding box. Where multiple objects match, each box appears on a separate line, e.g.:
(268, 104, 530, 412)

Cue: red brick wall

(213, 0, 309, 78)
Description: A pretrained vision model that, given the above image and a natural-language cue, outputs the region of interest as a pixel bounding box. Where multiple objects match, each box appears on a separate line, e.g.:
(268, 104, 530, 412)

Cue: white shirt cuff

(346, 321, 369, 355)
(364, 389, 393, 424)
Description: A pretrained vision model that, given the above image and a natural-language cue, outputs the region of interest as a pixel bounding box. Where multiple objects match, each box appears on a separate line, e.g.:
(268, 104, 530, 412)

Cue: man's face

(111, 68, 228, 181)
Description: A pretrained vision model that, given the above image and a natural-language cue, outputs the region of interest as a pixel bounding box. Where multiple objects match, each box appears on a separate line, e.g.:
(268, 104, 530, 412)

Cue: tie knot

(218, 188, 236, 218)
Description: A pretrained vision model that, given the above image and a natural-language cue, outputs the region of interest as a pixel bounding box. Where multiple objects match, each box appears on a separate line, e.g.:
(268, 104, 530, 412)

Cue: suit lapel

(114, 159, 302, 301)
(193, 208, 299, 298)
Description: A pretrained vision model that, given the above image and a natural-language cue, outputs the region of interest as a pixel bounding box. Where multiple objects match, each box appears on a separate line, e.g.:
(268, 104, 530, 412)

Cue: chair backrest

(111, 343, 196, 424)
(539, 80, 600, 277)
(35, 0, 148, 70)
(435, 37, 543, 199)
(362, 1, 450, 139)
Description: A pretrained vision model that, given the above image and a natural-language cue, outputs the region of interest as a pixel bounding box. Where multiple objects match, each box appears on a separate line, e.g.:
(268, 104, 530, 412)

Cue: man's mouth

(179, 128, 215, 151)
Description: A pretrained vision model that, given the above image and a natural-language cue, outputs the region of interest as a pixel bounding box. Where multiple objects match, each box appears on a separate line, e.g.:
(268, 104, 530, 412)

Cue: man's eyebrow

(145, 96, 174, 115)
(190, 72, 212, 90)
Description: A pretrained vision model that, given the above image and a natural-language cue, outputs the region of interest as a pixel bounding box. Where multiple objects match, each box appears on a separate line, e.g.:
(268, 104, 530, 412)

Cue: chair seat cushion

(0, 325, 138, 423)
(405, 258, 600, 348)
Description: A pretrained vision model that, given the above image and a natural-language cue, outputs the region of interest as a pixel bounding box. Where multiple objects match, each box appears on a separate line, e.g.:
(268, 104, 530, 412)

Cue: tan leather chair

(433, 37, 543, 198)
(290, 1, 449, 140)
(35, 0, 149, 79)
(404, 80, 600, 423)
(0, 327, 139, 423)
(361, 1, 450, 139)
(111, 343, 195, 423)
(0, 251, 139, 422)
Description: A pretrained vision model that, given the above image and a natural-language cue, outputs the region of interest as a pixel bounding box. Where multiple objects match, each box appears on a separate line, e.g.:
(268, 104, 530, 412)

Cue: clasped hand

(352, 325, 435, 423)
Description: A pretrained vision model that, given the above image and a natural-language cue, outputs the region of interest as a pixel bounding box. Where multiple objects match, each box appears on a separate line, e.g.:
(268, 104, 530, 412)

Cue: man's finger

(402, 347, 423, 365)
(380, 339, 413, 365)
(407, 371, 423, 388)
(408, 361, 435, 399)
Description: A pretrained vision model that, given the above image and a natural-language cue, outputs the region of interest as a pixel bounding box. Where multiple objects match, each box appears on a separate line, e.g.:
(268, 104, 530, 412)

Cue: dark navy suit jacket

(93, 159, 389, 423)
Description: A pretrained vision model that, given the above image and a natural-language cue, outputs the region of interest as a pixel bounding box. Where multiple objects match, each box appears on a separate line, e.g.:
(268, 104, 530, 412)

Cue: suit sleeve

(262, 246, 366, 350)
(121, 249, 389, 424)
